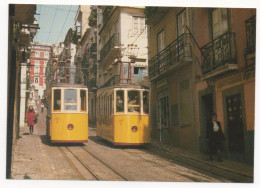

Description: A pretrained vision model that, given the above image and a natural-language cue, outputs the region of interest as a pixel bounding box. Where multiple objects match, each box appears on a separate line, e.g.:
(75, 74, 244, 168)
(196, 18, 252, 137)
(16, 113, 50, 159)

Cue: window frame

(63, 89, 78, 111)
(80, 89, 88, 112)
(157, 29, 165, 53)
(127, 90, 141, 114)
(52, 89, 61, 112)
(115, 89, 125, 114)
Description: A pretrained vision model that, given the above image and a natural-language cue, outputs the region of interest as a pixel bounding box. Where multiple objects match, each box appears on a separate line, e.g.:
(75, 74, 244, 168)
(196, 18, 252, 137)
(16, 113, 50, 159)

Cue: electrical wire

(47, 5, 58, 43)
(55, 5, 73, 43)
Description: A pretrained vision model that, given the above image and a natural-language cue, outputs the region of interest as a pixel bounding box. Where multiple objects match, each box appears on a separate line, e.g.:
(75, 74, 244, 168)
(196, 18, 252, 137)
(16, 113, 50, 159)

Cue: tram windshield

(64, 89, 77, 110)
(128, 90, 140, 113)
(116, 90, 124, 112)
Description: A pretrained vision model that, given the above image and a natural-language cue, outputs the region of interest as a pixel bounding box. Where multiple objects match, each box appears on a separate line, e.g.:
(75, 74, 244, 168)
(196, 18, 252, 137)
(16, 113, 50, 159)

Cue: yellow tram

(46, 83, 88, 143)
(96, 84, 150, 145)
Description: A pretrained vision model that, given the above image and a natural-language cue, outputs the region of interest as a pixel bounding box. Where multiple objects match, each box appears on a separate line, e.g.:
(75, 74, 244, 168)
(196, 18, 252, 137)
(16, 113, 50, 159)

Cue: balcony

(90, 42, 97, 58)
(148, 33, 192, 81)
(201, 32, 237, 79)
(245, 15, 256, 54)
(100, 33, 119, 63)
(103, 6, 113, 24)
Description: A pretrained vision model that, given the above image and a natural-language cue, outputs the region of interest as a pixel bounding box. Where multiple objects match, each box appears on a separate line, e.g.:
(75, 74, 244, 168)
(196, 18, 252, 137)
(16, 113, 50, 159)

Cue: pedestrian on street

(41, 103, 44, 113)
(206, 112, 225, 162)
(25, 105, 36, 135)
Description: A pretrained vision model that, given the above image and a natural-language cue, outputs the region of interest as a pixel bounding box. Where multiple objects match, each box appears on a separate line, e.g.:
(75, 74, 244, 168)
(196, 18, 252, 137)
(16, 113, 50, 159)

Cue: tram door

(226, 93, 245, 155)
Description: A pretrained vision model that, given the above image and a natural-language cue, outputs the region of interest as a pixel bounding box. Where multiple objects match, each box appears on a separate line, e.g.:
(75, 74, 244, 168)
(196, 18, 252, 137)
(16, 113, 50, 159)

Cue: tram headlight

(131, 126, 138, 132)
(67, 124, 74, 130)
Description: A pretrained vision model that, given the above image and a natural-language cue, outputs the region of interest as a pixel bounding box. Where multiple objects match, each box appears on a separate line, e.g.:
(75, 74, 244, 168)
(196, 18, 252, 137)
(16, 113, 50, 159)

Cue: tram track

(58, 145, 128, 181)
(88, 127, 252, 182)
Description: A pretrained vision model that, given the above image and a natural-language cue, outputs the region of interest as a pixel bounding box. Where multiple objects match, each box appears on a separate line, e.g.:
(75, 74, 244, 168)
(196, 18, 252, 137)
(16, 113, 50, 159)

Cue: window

(34, 60, 39, 74)
(157, 30, 165, 53)
(128, 90, 140, 113)
(64, 89, 77, 110)
(143, 91, 149, 114)
(80, 90, 87, 111)
(110, 95, 113, 116)
(134, 67, 145, 75)
(34, 77, 38, 83)
(177, 9, 188, 36)
(157, 96, 169, 128)
(44, 52, 49, 58)
(53, 89, 61, 111)
(34, 66, 39, 74)
(35, 52, 39, 57)
(116, 90, 124, 113)
(133, 17, 145, 35)
(212, 8, 228, 39)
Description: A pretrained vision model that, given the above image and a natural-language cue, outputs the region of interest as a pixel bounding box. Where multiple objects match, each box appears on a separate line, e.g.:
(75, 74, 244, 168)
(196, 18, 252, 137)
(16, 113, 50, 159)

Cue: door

(226, 93, 245, 154)
(201, 93, 214, 153)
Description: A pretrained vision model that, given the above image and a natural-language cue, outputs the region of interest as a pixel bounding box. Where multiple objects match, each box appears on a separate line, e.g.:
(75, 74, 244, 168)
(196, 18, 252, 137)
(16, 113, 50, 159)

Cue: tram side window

(116, 90, 124, 112)
(128, 90, 140, 112)
(143, 91, 149, 114)
(53, 89, 61, 111)
(64, 89, 77, 110)
(80, 90, 87, 111)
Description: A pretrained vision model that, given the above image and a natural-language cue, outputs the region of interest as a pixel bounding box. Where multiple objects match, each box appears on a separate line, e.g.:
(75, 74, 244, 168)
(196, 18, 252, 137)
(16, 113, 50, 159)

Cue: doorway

(200, 93, 214, 153)
(226, 93, 245, 155)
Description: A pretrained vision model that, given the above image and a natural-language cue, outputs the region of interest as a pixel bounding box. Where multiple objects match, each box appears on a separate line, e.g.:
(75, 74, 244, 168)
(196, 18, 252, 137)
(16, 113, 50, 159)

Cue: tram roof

(99, 83, 149, 90)
(51, 83, 88, 89)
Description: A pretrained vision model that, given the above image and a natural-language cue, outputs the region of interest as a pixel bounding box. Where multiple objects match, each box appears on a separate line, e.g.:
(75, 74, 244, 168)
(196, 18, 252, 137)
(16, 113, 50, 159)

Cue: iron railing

(102, 6, 113, 24)
(100, 33, 119, 62)
(245, 15, 256, 54)
(90, 42, 97, 58)
(148, 33, 192, 79)
(201, 32, 237, 74)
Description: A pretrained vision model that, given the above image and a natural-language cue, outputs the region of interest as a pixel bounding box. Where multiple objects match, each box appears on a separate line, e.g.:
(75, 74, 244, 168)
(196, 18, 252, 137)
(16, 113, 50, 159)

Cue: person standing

(206, 113, 225, 161)
(26, 105, 36, 135)
(41, 103, 44, 113)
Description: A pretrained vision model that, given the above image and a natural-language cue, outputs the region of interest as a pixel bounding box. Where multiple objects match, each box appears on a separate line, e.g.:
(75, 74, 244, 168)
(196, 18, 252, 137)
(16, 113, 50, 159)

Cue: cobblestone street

(10, 105, 253, 182)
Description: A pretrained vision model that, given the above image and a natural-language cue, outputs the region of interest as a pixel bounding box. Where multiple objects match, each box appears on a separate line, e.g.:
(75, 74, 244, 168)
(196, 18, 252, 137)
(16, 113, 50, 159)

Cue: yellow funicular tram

(96, 84, 150, 145)
(46, 83, 88, 143)
(45, 55, 88, 144)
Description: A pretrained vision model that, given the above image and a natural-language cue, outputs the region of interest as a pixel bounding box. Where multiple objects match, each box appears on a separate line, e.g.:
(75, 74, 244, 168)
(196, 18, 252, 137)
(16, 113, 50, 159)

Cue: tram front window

(80, 90, 87, 111)
(64, 89, 77, 110)
(116, 90, 124, 112)
(53, 89, 61, 111)
(128, 90, 140, 113)
(143, 91, 149, 114)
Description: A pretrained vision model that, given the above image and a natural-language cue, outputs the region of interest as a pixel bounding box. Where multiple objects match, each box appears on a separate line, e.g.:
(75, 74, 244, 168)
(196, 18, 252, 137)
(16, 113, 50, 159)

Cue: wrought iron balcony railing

(102, 6, 113, 24)
(90, 42, 97, 58)
(201, 32, 237, 74)
(100, 33, 119, 62)
(245, 15, 256, 54)
(148, 33, 192, 79)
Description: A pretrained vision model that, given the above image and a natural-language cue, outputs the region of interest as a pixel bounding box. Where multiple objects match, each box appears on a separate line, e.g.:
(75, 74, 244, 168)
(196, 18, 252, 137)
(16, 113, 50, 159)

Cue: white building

(97, 6, 149, 88)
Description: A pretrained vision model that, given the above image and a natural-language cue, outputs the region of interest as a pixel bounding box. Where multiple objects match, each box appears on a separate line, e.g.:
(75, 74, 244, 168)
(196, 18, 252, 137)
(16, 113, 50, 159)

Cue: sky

(33, 4, 79, 45)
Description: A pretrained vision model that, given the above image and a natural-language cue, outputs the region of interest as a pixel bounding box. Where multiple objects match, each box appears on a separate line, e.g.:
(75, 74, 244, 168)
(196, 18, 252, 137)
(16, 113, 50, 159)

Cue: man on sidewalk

(206, 113, 225, 162)
(41, 103, 44, 113)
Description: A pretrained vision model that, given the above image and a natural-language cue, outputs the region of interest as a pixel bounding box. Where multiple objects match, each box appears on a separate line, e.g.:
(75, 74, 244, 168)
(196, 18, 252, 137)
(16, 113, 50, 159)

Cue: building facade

(97, 6, 149, 88)
(29, 43, 51, 100)
(7, 4, 37, 178)
(146, 7, 256, 164)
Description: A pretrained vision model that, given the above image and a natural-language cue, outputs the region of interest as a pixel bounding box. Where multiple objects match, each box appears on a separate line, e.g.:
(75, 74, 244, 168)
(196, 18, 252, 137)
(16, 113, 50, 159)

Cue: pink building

(30, 44, 51, 99)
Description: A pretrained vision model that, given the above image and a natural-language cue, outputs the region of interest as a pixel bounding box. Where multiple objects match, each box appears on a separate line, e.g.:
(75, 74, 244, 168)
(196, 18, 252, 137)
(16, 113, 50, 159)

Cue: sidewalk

(11, 104, 55, 179)
(149, 140, 253, 182)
